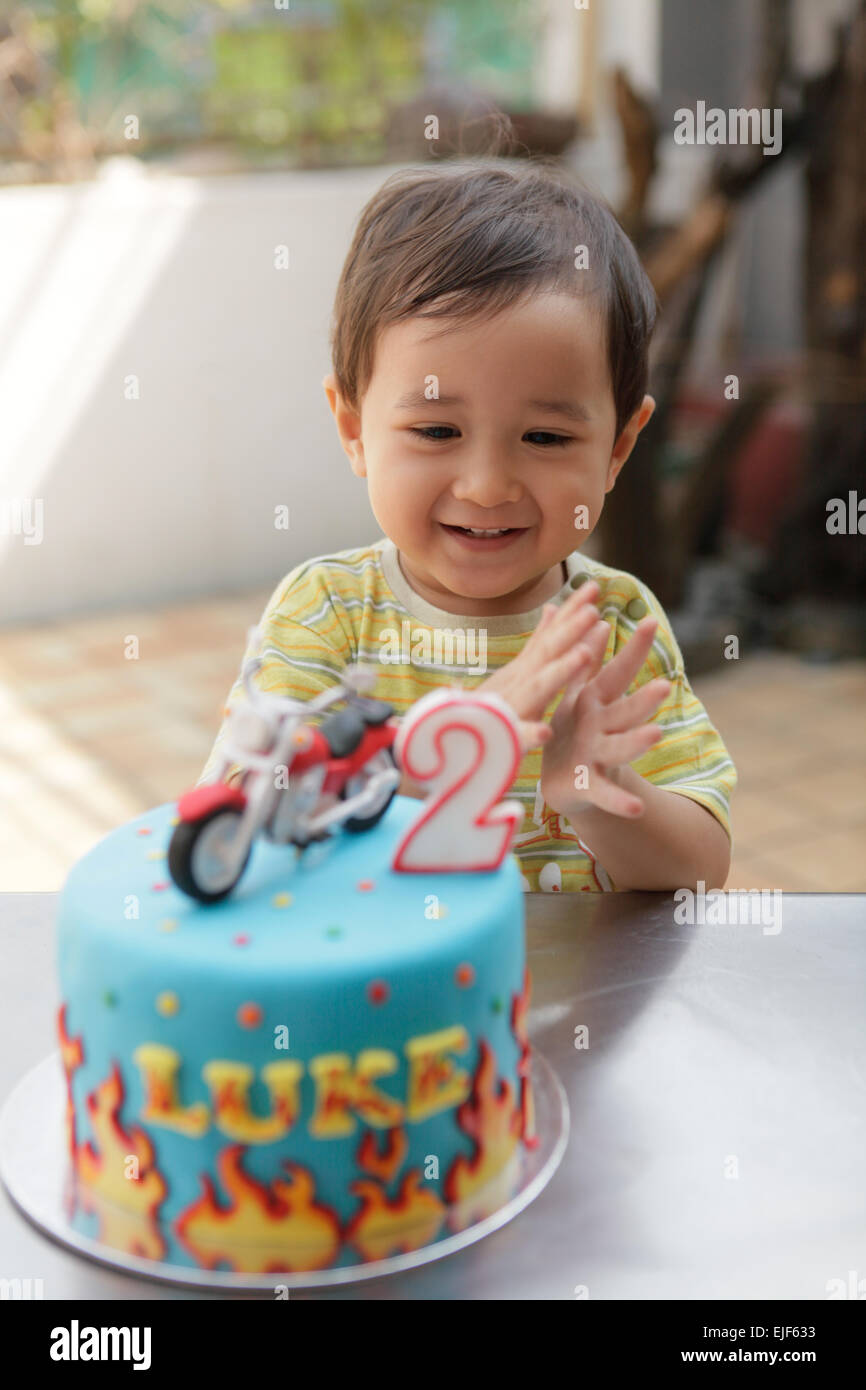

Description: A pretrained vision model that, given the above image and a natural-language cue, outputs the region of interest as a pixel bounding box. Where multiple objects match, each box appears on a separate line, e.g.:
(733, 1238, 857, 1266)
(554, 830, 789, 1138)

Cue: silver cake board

(0, 1050, 569, 1292)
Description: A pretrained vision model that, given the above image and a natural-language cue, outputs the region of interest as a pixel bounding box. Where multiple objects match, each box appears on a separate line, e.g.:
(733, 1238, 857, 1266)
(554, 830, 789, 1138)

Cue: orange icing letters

(203, 1059, 305, 1142)
(133, 1044, 210, 1137)
(404, 1025, 471, 1120)
(309, 1050, 403, 1136)
(132, 1028, 474, 1139)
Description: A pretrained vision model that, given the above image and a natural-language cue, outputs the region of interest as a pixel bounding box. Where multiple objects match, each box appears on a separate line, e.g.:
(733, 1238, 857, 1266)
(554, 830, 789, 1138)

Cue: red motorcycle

(168, 652, 400, 903)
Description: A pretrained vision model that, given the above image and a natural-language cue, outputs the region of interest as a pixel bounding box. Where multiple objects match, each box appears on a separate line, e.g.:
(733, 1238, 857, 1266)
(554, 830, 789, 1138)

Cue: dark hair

(329, 159, 658, 440)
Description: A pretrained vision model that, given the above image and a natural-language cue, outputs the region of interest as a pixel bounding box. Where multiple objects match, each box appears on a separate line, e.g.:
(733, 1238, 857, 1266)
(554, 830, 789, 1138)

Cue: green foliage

(8, 0, 538, 168)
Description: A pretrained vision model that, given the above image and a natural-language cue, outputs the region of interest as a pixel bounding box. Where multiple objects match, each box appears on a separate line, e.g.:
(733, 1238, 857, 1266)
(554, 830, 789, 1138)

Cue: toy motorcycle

(168, 648, 400, 904)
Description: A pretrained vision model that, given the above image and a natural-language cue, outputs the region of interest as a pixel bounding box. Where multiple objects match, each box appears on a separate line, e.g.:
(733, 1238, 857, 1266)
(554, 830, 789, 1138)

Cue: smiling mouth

(437, 522, 530, 553)
(440, 523, 527, 537)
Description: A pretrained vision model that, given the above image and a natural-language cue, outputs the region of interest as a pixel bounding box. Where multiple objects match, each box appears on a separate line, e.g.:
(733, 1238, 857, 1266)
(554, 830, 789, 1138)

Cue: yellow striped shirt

(199, 538, 736, 891)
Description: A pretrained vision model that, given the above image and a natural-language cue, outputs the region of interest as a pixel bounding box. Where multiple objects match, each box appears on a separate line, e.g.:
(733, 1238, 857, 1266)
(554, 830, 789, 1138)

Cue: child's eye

(524, 431, 572, 447)
(410, 426, 458, 441)
(410, 427, 573, 446)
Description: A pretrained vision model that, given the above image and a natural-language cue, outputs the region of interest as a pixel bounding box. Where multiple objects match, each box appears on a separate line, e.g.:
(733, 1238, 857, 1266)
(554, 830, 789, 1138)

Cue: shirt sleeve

(196, 570, 351, 787)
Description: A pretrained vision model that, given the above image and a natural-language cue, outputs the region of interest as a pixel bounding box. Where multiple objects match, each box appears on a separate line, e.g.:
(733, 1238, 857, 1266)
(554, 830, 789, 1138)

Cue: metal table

(1, 891, 863, 1300)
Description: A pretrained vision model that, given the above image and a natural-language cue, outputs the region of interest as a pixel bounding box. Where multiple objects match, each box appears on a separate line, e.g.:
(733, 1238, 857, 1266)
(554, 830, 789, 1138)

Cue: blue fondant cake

(56, 795, 535, 1271)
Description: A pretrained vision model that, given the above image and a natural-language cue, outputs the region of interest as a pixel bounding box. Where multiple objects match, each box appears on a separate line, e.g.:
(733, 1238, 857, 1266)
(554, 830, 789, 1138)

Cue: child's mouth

(439, 523, 528, 551)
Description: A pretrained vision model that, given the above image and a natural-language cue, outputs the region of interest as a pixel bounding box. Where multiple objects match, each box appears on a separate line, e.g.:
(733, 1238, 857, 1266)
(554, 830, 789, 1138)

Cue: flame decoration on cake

(356, 1126, 408, 1183)
(56, 1003, 535, 1271)
(444, 1041, 522, 1225)
(345, 1172, 446, 1261)
(74, 1063, 168, 1261)
(57, 1004, 84, 1161)
(343, 1125, 446, 1260)
(511, 968, 538, 1148)
(174, 1145, 342, 1274)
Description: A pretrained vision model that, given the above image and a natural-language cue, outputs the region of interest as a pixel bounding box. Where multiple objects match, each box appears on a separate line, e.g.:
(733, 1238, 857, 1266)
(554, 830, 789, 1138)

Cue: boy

(200, 161, 735, 892)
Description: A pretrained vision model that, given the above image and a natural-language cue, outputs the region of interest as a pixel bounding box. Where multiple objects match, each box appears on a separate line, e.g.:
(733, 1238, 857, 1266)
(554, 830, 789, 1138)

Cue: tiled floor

(1, 592, 864, 891)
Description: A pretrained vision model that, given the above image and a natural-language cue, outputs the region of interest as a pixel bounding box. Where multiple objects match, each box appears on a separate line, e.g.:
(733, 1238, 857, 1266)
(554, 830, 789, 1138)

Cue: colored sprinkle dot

(272, 892, 293, 908)
(325, 925, 344, 939)
(152, 881, 169, 892)
(237, 1002, 263, 1029)
(146, 849, 166, 861)
(233, 933, 250, 947)
(435, 903, 449, 920)
(103, 990, 117, 1008)
(490, 996, 504, 1014)
(159, 918, 177, 933)
(156, 991, 180, 1017)
(137, 827, 152, 836)
(455, 963, 475, 989)
(367, 980, 389, 1006)
(357, 879, 375, 893)
(169, 816, 180, 827)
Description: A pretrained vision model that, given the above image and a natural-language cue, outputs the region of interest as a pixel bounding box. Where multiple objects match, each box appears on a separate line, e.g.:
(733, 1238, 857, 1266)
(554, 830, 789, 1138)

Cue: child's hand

(539, 615, 672, 819)
(476, 581, 606, 753)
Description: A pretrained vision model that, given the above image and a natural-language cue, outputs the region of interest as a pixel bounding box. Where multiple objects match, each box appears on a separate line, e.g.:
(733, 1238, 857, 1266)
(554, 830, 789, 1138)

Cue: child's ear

(605, 394, 655, 492)
(322, 372, 339, 418)
(322, 373, 366, 478)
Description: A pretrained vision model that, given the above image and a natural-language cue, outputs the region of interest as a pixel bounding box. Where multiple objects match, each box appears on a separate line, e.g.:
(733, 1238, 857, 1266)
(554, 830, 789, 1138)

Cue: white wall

(0, 43, 813, 632)
(0, 162, 398, 626)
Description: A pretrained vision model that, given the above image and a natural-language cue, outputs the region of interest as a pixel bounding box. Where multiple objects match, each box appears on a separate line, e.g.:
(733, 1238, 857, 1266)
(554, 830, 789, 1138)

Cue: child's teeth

(466, 527, 508, 535)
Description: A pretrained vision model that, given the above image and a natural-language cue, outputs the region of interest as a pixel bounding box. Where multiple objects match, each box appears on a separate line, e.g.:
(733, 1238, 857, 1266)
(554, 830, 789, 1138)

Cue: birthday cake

(55, 684, 537, 1274)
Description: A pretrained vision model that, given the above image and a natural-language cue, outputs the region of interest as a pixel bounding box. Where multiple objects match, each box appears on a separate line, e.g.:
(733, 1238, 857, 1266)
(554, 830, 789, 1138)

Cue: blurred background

(1, 0, 864, 890)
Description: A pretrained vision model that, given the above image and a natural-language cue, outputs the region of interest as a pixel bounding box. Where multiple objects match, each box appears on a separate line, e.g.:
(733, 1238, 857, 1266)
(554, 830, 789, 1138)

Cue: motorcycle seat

(319, 709, 366, 758)
(350, 696, 394, 726)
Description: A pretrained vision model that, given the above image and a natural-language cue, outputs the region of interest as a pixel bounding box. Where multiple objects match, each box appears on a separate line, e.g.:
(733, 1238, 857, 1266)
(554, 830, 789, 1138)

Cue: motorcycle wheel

(168, 807, 251, 904)
(339, 749, 398, 832)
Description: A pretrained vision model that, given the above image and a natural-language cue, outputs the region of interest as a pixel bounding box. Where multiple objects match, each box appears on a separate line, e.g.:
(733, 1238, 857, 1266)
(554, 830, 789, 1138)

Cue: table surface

(1, 890, 863, 1300)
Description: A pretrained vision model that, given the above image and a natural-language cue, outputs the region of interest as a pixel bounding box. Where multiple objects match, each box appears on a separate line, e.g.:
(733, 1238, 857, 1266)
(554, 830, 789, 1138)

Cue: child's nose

(450, 456, 523, 508)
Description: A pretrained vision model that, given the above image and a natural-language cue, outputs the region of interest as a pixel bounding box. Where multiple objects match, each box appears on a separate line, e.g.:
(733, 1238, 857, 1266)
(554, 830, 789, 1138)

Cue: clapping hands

(479, 580, 671, 820)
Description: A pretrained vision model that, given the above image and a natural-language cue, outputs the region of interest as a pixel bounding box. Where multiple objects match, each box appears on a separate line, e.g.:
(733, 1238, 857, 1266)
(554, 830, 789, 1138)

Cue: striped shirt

(198, 538, 736, 892)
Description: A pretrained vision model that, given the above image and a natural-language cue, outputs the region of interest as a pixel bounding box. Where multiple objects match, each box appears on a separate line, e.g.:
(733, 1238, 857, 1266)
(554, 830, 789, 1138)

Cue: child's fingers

(481, 586, 602, 720)
(531, 581, 599, 645)
(531, 595, 599, 664)
(523, 642, 595, 718)
(549, 665, 583, 732)
(601, 678, 672, 733)
(556, 579, 600, 616)
(598, 722, 663, 767)
(536, 602, 557, 633)
(573, 619, 610, 686)
(553, 624, 609, 720)
(506, 586, 600, 698)
(491, 598, 596, 691)
(583, 769, 645, 819)
(517, 718, 552, 752)
(592, 616, 659, 701)
(588, 616, 610, 658)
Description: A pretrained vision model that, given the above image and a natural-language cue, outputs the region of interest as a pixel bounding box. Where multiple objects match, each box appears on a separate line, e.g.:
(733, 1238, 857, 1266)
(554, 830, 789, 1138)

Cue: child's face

(325, 290, 653, 615)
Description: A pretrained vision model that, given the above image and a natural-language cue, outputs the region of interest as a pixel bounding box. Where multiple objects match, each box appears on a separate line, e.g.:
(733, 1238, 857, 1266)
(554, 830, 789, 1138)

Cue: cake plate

(0, 1049, 568, 1292)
